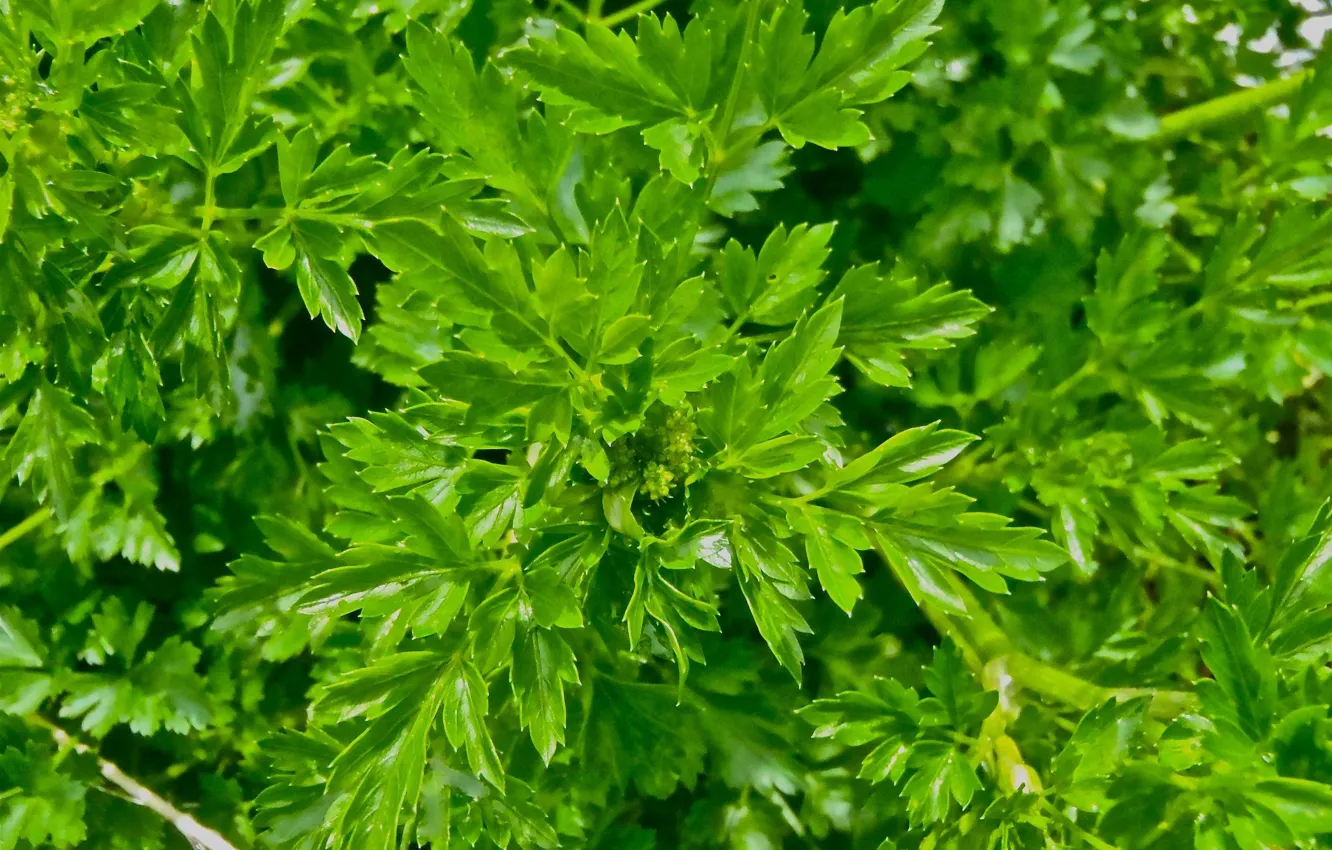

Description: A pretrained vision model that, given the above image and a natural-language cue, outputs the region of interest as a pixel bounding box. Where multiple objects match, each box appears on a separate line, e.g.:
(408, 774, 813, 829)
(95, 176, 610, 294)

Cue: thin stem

(1132, 546, 1220, 590)
(194, 206, 421, 229)
(1041, 798, 1118, 850)
(916, 594, 986, 674)
(786, 486, 828, 507)
(721, 2, 763, 132)
(716, 308, 752, 347)
(0, 508, 52, 553)
(599, 0, 667, 27)
(549, 0, 586, 21)
(1049, 358, 1099, 399)
(30, 716, 240, 850)
(201, 168, 217, 232)
(1293, 290, 1332, 312)
(716, 122, 773, 166)
(701, 0, 764, 202)
(201, 206, 277, 222)
(877, 540, 1197, 719)
(1155, 68, 1313, 140)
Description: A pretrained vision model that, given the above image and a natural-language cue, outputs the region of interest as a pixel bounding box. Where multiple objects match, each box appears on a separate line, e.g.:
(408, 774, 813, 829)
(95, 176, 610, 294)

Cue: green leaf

(642, 119, 704, 184)
(511, 629, 580, 764)
(717, 224, 834, 326)
(292, 226, 363, 341)
(508, 22, 686, 129)
(734, 434, 826, 479)
(803, 523, 864, 614)
(60, 635, 211, 738)
(777, 90, 871, 149)
(1248, 777, 1332, 836)
(1199, 598, 1276, 741)
(441, 656, 506, 790)
(754, 298, 844, 442)
(276, 128, 319, 207)
(877, 515, 1066, 593)
(1270, 501, 1332, 627)
(317, 652, 452, 850)
(0, 742, 88, 849)
(419, 352, 562, 423)
(1, 383, 99, 519)
(901, 742, 981, 826)
(709, 141, 792, 216)
(182, 0, 285, 169)
(733, 525, 812, 682)
(823, 423, 975, 494)
(1051, 697, 1149, 790)
(0, 608, 44, 669)
(832, 264, 990, 387)
(758, 0, 941, 147)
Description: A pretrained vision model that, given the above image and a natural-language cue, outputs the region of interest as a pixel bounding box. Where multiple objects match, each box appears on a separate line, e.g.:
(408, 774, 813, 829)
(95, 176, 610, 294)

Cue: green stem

(200, 206, 275, 222)
(196, 206, 424, 229)
(701, 0, 763, 202)
(599, 0, 667, 27)
(1041, 799, 1118, 850)
(880, 541, 1196, 719)
(716, 123, 773, 165)
(996, 653, 1111, 712)
(550, 0, 586, 21)
(1049, 358, 1099, 399)
(914, 592, 986, 674)
(1294, 290, 1332, 312)
(716, 307, 752, 347)
(1132, 546, 1220, 590)
(201, 167, 217, 232)
(931, 583, 1106, 711)
(725, 0, 763, 114)
(959, 581, 1195, 718)
(0, 508, 52, 553)
(1155, 69, 1313, 140)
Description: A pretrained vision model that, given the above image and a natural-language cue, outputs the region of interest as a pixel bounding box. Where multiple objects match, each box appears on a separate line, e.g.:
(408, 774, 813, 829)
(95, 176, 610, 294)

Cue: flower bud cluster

(606, 408, 697, 501)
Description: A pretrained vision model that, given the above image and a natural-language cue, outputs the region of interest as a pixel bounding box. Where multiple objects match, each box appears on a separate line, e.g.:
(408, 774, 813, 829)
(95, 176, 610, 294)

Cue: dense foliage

(4, 0, 1332, 847)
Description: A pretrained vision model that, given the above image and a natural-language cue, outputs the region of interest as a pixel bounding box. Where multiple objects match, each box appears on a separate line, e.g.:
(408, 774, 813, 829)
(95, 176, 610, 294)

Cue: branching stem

(878, 540, 1197, 720)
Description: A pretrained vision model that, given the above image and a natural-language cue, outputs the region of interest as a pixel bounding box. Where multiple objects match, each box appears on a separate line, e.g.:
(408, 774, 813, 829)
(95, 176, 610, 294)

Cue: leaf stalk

(880, 540, 1197, 720)
(0, 508, 52, 554)
(599, 0, 669, 27)
(1154, 69, 1314, 140)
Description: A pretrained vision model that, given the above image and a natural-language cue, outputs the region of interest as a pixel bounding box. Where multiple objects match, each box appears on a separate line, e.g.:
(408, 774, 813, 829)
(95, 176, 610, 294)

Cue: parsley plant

(3, 1, 1332, 848)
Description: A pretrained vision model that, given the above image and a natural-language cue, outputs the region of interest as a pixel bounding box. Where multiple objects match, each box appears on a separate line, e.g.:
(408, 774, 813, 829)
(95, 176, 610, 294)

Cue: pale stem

(32, 716, 241, 850)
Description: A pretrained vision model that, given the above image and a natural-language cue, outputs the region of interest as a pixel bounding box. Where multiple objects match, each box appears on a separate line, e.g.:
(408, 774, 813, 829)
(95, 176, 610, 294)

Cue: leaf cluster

(5, 1, 1332, 849)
